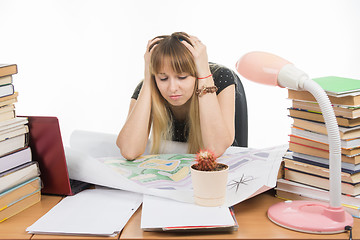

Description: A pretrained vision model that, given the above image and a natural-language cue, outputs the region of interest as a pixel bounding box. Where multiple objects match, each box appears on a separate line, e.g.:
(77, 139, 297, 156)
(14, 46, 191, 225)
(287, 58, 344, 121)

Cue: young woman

(117, 32, 236, 160)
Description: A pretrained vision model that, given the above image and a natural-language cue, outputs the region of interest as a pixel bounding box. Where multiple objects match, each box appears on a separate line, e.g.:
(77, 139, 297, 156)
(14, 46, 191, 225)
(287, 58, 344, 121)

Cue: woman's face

(154, 63, 196, 107)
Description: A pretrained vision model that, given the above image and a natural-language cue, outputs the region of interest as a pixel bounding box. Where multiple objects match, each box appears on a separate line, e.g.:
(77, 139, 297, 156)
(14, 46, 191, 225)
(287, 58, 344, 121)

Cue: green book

(313, 76, 360, 96)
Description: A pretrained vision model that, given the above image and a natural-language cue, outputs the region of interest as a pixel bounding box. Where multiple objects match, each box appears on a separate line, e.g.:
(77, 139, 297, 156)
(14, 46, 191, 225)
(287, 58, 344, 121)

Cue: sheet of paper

(65, 130, 288, 207)
(26, 188, 143, 236)
(64, 147, 146, 193)
(69, 130, 188, 157)
(141, 195, 234, 230)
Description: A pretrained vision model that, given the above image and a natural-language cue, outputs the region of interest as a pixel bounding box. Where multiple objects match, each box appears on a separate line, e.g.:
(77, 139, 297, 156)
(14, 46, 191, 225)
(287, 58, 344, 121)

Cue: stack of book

(0, 64, 41, 222)
(276, 76, 360, 218)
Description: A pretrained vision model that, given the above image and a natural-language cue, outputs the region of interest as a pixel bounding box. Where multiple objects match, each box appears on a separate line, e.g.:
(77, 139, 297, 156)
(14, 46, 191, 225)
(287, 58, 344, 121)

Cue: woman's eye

(178, 76, 188, 80)
(160, 77, 168, 81)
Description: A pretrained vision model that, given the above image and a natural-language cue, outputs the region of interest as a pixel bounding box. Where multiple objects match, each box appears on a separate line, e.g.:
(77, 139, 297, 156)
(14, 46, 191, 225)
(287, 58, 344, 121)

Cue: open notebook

(141, 195, 238, 232)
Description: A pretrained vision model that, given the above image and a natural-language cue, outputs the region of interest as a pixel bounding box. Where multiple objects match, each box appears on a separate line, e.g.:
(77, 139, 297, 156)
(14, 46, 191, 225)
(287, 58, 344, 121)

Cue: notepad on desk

(141, 195, 238, 232)
(26, 188, 143, 236)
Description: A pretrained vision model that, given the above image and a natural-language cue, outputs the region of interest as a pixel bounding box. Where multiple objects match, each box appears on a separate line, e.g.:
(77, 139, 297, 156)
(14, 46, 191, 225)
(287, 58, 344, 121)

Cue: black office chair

(232, 71, 248, 147)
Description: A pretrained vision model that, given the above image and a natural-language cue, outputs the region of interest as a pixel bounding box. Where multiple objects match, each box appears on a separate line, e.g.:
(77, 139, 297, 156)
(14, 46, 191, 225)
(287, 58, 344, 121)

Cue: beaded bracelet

(197, 74, 213, 80)
(196, 85, 218, 97)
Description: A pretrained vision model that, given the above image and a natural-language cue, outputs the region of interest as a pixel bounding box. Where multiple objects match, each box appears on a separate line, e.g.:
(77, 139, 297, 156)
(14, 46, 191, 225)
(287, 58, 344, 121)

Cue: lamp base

(267, 200, 353, 234)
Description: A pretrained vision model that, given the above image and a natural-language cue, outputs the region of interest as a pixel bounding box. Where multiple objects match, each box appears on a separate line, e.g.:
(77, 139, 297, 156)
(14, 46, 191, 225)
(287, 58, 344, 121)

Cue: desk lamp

(236, 51, 353, 234)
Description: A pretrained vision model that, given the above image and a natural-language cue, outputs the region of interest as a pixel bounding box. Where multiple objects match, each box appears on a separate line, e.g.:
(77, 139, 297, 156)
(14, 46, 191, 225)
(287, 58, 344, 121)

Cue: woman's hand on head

(144, 38, 161, 83)
(181, 35, 211, 77)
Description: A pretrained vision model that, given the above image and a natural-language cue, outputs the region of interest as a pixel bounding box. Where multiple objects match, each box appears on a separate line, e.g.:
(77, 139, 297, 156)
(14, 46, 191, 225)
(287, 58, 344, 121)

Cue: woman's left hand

(181, 35, 211, 77)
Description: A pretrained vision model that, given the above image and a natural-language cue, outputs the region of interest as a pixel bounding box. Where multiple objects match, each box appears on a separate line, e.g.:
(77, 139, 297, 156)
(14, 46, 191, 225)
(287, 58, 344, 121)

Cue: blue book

(0, 177, 41, 211)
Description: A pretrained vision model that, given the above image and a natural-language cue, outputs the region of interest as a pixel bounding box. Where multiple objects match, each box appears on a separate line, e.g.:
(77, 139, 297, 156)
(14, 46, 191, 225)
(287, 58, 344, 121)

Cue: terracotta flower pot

(190, 163, 228, 207)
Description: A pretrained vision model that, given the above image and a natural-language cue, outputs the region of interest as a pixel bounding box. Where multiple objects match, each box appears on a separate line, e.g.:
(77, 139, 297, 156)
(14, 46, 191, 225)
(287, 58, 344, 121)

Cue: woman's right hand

(144, 38, 161, 83)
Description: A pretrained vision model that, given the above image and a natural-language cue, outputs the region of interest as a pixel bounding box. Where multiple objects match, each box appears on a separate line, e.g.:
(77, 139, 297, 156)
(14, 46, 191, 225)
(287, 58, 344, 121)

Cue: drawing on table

(97, 146, 277, 192)
(66, 130, 288, 206)
(98, 154, 194, 189)
(228, 174, 256, 193)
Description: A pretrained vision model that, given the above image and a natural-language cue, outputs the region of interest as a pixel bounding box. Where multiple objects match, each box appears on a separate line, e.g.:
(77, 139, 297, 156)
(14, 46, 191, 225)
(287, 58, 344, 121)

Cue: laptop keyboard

(69, 179, 92, 194)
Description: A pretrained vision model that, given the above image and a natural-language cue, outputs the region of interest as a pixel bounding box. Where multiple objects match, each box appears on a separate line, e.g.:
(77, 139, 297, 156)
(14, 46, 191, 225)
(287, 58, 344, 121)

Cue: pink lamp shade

(235, 51, 291, 87)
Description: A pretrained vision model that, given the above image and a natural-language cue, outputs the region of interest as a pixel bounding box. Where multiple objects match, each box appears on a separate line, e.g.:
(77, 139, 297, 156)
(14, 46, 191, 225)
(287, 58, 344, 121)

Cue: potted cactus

(190, 150, 229, 207)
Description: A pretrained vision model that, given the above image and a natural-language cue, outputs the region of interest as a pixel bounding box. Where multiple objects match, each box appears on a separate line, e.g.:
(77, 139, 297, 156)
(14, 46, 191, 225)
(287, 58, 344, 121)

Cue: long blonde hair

(149, 32, 203, 154)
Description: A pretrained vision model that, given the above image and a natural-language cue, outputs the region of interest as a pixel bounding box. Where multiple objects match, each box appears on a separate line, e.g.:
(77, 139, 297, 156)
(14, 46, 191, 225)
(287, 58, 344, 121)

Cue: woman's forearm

(198, 78, 235, 157)
(180, 36, 235, 156)
(117, 82, 152, 159)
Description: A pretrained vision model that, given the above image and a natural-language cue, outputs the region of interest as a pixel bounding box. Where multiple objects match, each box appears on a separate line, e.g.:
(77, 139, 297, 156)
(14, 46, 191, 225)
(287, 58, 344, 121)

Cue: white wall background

(1, 0, 359, 148)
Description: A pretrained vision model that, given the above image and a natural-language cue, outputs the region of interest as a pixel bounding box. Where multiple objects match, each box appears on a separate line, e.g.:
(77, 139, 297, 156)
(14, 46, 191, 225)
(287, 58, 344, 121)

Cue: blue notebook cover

(0, 177, 41, 210)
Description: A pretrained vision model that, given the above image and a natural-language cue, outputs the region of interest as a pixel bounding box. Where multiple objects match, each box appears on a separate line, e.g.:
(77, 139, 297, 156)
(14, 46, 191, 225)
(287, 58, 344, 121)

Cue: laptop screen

(26, 116, 74, 195)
